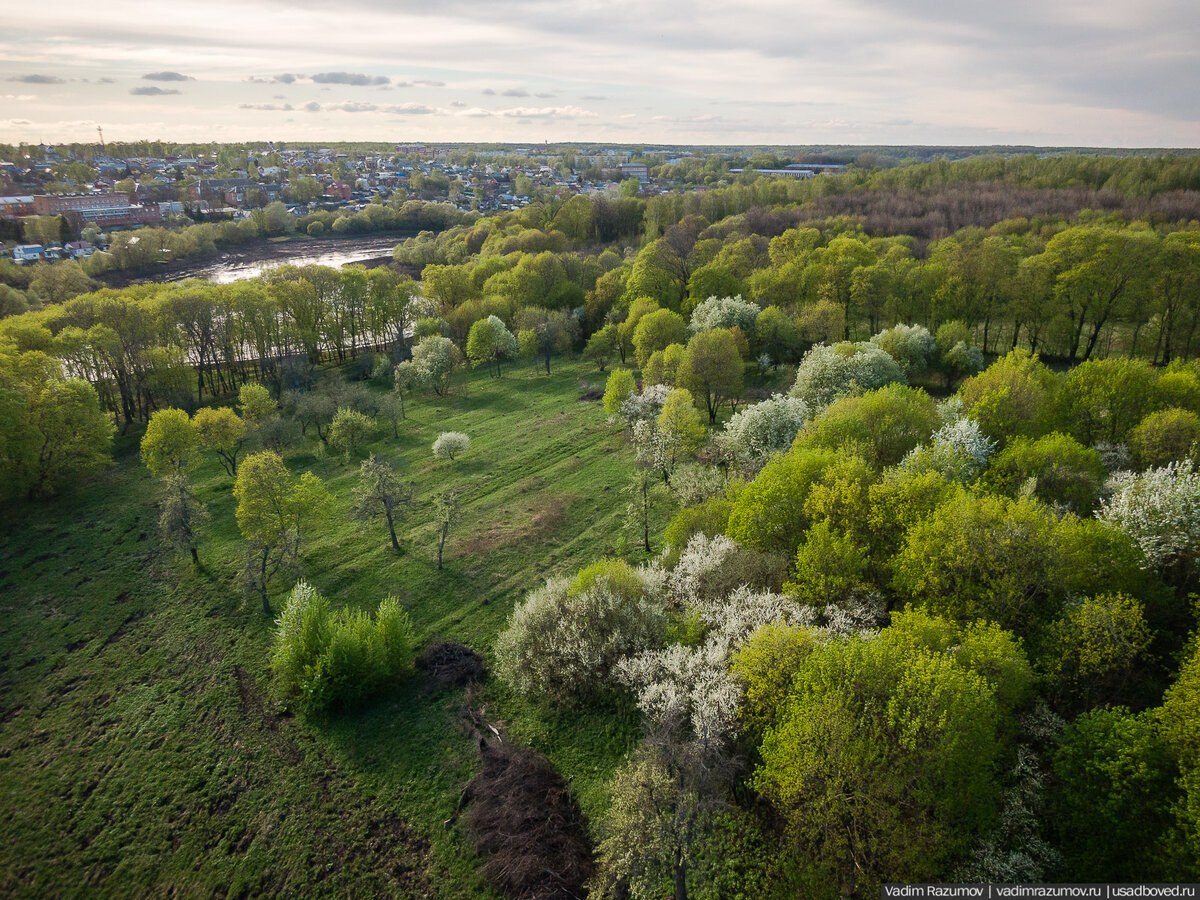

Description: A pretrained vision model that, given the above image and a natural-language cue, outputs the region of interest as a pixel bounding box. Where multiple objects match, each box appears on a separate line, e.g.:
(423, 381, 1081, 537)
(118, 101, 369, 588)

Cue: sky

(1, 0, 1198, 148)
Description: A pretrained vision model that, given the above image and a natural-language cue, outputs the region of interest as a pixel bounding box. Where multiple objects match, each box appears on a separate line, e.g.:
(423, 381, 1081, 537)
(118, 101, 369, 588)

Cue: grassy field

(0, 359, 666, 898)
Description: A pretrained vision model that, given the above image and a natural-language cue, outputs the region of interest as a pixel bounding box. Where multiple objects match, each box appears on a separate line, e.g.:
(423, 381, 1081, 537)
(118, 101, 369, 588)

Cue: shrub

(1129, 408, 1200, 470)
(872, 323, 937, 377)
(795, 383, 939, 469)
(1098, 460, 1200, 572)
(602, 368, 636, 418)
(327, 407, 376, 456)
(432, 431, 470, 460)
(494, 568, 667, 704)
(270, 583, 414, 714)
(719, 393, 810, 465)
(788, 341, 905, 410)
(668, 532, 786, 605)
(984, 432, 1107, 513)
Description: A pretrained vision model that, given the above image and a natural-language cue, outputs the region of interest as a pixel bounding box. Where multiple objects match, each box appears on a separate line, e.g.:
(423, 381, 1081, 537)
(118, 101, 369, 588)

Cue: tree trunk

(438, 526, 447, 570)
(674, 860, 687, 900)
(386, 508, 400, 552)
(260, 550, 271, 615)
(641, 480, 651, 553)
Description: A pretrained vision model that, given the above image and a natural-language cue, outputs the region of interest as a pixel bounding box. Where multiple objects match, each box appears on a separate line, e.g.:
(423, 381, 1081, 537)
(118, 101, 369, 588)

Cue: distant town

(0, 141, 861, 263)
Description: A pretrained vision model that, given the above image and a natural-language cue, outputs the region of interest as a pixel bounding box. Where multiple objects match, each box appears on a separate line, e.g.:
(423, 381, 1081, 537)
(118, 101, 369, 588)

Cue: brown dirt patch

(461, 494, 575, 556)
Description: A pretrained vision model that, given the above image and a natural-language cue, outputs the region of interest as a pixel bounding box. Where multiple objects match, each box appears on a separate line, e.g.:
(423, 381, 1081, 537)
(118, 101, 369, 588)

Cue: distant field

(0, 359, 660, 898)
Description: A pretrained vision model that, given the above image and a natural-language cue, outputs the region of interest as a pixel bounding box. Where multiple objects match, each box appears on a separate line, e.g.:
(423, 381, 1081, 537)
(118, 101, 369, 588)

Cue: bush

(984, 432, 1107, 513)
(270, 582, 414, 714)
(1041, 593, 1152, 713)
(872, 323, 937, 377)
(1129, 408, 1200, 470)
(432, 431, 470, 460)
(795, 383, 939, 469)
(789, 341, 905, 410)
(494, 566, 667, 705)
(327, 407, 376, 456)
(719, 393, 810, 465)
(1098, 459, 1200, 572)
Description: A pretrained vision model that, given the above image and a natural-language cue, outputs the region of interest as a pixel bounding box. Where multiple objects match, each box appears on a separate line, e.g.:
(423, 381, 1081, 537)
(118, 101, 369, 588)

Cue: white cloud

(0, 0, 1195, 144)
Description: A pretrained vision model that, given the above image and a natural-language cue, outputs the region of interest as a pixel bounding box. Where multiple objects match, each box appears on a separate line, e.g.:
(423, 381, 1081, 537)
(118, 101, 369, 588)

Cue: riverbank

(97, 232, 416, 287)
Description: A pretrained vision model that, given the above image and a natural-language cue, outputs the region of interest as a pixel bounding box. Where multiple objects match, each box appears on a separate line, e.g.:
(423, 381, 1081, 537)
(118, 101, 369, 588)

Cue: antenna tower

(97, 125, 105, 150)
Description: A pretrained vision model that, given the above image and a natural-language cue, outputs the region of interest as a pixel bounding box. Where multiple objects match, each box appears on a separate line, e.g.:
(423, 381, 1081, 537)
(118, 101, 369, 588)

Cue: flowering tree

(1098, 460, 1200, 572)
(789, 341, 905, 410)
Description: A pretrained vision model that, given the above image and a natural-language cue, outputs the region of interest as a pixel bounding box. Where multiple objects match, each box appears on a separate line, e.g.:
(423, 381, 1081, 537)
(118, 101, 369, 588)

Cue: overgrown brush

(270, 581, 415, 714)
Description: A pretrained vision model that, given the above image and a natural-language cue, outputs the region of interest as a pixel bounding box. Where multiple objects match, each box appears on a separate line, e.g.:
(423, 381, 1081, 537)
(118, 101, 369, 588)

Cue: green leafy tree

(984, 432, 1107, 513)
(327, 407, 376, 457)
(603, 369, 636, 419)
(1058, 357, 1160, 445)
(724, 447, 841, 557)
(1159, 642, 1200, 870)
(1129, 408, 1200, 469)
(785, 520, 869, 605)
(233, 451, 330, 614)
(655, 388, 706, 478)
(958, 349, 1059, 445)
(795, 384, 938, 469)
(140, 407, 197, 478)
(1041, 593, 1152, 713)
(583, 324, 619, 372)
(891, 490, 1062, 637)
(237, 382, 276, 427)
(633, 308, 688, 369)
(755, 628, 1000, 893)
(0, 350, 114, 499)
(1049, 707, 1179, 880)
(678, 329, 744, 424)
(192, 406, 246, 477)
(465, 315, 517, 377)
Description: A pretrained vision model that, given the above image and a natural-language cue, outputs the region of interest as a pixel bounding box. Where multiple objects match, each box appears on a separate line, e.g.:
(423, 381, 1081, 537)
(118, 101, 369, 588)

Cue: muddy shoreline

(97, 232, 415, 287)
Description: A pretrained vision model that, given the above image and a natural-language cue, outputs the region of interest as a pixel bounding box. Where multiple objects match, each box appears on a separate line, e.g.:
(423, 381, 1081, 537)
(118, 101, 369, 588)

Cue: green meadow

(0, 359, 663, 898)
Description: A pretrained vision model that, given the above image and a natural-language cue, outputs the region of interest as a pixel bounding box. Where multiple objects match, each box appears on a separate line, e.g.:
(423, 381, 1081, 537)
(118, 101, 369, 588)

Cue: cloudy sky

(1, 0, 1197, 147)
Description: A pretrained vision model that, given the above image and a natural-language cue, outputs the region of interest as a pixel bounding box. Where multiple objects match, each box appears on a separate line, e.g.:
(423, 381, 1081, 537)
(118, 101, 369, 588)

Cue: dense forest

(4, 153, 1200, 898)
